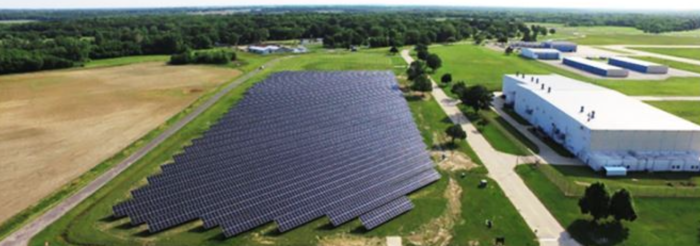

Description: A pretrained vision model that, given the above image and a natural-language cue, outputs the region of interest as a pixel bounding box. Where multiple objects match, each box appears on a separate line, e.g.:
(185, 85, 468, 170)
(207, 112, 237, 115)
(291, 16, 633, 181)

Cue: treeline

(0, 13, 532, 74)
(0, 37, 89, 74)
(170, 50, 236, 65)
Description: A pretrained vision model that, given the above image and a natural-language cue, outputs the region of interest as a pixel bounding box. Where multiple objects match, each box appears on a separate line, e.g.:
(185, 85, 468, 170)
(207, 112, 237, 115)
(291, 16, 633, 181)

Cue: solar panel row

(113, 71, 440, 237)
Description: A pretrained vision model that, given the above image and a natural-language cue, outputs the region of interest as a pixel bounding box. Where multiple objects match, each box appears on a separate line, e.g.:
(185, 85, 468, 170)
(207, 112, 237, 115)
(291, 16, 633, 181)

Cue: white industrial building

(503, 74, 700, 175)
(520, 48, 561, 60)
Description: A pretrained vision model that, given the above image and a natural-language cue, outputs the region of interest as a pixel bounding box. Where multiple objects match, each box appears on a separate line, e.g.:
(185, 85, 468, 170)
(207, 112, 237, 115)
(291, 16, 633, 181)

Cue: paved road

(401, 50, 580, 246)
(0, 57, 286, 246)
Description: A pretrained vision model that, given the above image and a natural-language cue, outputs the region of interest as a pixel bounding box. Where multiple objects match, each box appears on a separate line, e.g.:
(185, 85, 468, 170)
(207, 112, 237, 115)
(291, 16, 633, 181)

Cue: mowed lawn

(429, 44, 553, 91)
(630, 47, 700, 61)
(528, 23, 700, 45)
(517, 165, 700, 246)
(647, 101, 700, 125)
(427, 44, 700, 96)
(30, 49, 536, 246)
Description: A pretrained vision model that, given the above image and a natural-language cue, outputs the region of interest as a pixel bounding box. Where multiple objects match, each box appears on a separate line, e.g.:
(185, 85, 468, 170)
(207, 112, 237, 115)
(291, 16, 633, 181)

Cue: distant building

(543, 41, 578, 52)
(300, 38, 323, 45)
(520, 48, 561, 60)
(509, 41, 546, 49)
(503, 74, 700, 175)
(248, 45, 281, 55)
(563, 57, 628, 78)
(608, 57, 669, 74)
(248, 44, 308, 55)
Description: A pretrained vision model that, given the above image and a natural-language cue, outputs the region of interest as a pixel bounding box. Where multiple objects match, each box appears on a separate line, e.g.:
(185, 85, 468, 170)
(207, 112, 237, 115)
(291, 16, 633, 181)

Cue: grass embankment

(31, 49, 536, 245)
(0, 53, 272, 241)
(647, 101, 700, 125)
(630, 47, 700, 61)
(517, 164, 700, 246)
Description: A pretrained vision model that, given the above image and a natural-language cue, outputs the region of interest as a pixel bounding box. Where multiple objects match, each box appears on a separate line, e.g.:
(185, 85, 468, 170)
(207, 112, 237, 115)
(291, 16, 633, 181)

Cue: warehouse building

(563, 57, 629, 78)
(503, 74, 700, 175)
(608, 57, 669, 74)
(520, 48, 561, 60)
(543, 41, 578, 52)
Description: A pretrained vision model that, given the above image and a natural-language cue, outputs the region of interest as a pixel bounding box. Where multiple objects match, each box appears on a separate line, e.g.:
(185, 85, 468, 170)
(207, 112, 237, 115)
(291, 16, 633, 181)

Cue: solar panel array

(113, 71, 440, 237)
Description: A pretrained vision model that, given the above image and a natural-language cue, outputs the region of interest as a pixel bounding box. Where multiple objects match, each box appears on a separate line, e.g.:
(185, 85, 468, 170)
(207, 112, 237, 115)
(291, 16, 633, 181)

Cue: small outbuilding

(608, 57, 669, 74)
(563, 57, 628, 78)
(544, 41, 578, 53)
(521, 48, 561, 60)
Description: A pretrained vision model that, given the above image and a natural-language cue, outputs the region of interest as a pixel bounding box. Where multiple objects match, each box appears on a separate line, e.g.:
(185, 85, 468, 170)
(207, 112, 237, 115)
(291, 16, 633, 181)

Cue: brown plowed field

(0, 62, 239, 223)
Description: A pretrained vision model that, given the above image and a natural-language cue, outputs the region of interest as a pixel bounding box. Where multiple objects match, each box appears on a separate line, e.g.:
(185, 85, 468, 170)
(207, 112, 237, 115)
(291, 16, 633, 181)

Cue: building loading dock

(503, 74, 700, 174)
(563, 57, 629, 78)
(609, 57, 669, 74)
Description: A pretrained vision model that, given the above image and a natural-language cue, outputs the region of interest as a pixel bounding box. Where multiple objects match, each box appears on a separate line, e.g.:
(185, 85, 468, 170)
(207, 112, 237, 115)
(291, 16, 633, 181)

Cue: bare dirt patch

(0, 62, 239, 223)
(318, 233, 383, 246)
(406, 178, 463, 246)
(434, 150, 478, 172)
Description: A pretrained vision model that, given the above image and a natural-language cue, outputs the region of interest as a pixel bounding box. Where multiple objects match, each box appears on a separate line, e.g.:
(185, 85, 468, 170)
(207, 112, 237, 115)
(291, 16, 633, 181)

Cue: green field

(517, 164, 700, 246)
(84, 55, 170, 68)
(427, 44, 700, 96)
(647, 101, 700, 125)
(528, 23, 700, 45)
(30, 49, 536, 246)
(634, 56, 700, 74)
(630, 47, 700, 61)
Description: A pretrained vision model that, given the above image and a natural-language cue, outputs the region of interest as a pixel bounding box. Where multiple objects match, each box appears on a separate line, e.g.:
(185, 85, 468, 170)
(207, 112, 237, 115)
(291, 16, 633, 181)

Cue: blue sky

(2, 0, 699, 10)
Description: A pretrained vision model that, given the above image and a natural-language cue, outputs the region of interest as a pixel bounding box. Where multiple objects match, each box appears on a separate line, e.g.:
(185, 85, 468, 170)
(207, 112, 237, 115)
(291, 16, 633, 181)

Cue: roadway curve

(0, 57, 286, 246)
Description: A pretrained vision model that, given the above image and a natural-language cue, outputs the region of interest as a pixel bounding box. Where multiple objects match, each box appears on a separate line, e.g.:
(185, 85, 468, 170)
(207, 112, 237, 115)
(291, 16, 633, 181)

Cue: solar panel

(113, 71, 440, 237)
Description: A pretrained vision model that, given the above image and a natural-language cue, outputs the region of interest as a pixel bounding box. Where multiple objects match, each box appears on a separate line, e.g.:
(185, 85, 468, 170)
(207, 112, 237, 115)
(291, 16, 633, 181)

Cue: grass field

(647, 101, 700, 125)
(427, 44, 700, 96)
(29, 49, 536, 246)
(84, 55, 170, 68)
(528, 23, 700, 45)
(629, 47, 700, 61)
(517, 164, 700, 246)
(0, 62, 239, 225)
(0, 53, 274, 241)
(634, 56, 700, 74)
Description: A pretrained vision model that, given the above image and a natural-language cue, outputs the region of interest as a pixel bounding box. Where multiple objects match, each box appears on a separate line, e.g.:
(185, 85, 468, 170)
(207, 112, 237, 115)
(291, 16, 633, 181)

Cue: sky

(2, 0, 700, 11)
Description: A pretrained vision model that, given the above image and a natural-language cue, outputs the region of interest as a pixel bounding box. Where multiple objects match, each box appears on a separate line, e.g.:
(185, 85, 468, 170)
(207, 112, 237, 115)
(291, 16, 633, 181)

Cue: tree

(451, 82, 468, 97)
(411, 74, 433, 96)
(414, 43, 428, 52)
(406, 60, 427, 81)
(550, 28, 557, 35)
(505, 46, 514, 55)
(389, 46, 399, 54)
(473, 34, 485, 45)
(417, 49, 430, 61)
(426, 54, 442, 72)
(459, 85, 493, 113)
(579, 182, 611, 222)
(441, 73, 452, 85)
(610, 189, 637, 222)
(445, 124, 466, 145)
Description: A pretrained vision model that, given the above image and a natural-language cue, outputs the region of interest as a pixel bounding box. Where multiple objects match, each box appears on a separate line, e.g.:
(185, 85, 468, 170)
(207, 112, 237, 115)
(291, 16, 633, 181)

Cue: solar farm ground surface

(29, 49, 537, 246)
(0, 61, 239, 227)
